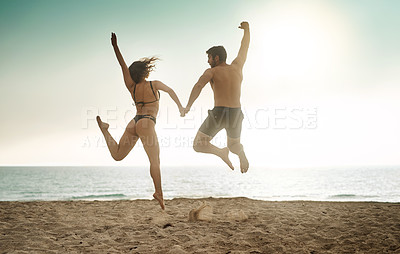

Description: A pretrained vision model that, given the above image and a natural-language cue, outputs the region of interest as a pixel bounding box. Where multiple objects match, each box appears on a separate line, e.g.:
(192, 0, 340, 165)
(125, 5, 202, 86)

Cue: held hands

(179, 106, 190, 117)
(111, 32, 117, 47)
(238, 21, 249, 30)
(179, 106, 186, 117)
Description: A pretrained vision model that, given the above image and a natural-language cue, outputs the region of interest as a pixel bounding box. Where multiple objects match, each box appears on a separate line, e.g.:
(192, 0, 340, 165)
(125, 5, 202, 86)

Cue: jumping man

(183, 21, 250, 173)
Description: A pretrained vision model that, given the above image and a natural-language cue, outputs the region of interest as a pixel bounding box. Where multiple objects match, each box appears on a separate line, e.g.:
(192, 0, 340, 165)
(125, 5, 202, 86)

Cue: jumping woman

(97, 33, 184, 209)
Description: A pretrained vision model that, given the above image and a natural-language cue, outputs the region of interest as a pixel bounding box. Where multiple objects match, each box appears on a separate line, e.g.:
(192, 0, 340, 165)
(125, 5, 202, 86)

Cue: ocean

(0, 166, 399, 202)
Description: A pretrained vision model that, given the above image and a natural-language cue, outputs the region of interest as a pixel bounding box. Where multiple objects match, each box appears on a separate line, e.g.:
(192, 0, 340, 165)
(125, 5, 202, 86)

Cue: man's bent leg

(193, 131, 234, 170)
(228, 137, 249, 173)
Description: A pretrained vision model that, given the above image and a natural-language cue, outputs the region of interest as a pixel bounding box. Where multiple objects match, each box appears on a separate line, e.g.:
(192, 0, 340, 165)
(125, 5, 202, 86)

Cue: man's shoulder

(213, 64, 235, 71)
(203, 68, 214, 76)
(216, 64, 241, 74)
(230, 61, 243, 69)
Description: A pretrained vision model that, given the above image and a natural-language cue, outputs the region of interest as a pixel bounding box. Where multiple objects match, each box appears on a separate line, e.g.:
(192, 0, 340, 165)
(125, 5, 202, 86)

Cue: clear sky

(0, 0, 399, 167)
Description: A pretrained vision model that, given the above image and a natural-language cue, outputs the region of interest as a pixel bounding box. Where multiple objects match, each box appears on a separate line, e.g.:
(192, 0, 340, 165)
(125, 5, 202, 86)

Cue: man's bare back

(209, 63, 242, 108)
(183, 21, 250, 173)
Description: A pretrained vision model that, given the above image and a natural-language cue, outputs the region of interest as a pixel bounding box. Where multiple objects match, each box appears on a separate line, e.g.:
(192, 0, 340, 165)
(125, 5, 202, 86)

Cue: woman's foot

(153, 192, 165, 210)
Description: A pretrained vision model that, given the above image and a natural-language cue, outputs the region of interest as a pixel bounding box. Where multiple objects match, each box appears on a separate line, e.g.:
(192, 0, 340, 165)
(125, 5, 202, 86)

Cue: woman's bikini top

(132, 81, 160, 106)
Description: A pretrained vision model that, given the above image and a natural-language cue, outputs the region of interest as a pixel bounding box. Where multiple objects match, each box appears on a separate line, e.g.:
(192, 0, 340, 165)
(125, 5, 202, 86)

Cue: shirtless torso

(184, 21, 250, 173)
(209, 63, 242, 108)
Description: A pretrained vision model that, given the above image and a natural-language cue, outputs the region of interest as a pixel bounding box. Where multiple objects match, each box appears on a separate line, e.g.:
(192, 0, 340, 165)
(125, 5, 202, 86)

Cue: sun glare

(251, 1, 355, 81)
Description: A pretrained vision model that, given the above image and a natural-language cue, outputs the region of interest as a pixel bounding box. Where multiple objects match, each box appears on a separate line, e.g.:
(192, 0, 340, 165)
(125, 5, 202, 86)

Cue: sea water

(0, 166, 399, 202)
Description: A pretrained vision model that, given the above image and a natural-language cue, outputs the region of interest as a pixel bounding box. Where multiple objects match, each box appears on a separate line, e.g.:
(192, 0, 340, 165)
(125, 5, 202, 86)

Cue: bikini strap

(132, 81, 159, 106)
(133, 83, 137, 104)
(149, 81, 159, 101)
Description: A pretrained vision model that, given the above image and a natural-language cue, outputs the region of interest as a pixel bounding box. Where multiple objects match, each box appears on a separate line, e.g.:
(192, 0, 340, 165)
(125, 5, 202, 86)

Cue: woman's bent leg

(97, 116, 139, 161)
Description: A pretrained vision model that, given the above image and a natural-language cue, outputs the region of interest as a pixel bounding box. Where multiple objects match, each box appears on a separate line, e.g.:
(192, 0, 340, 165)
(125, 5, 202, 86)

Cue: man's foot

(153, 192, 165, 210)
(220, 147, 234, 170)
(96, 116, 109, 131)
(239, 150, 249, 173)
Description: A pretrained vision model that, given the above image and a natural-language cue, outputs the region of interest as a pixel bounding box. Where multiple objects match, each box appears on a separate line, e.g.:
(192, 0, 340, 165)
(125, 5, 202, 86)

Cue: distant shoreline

(1, 166, 399, 203)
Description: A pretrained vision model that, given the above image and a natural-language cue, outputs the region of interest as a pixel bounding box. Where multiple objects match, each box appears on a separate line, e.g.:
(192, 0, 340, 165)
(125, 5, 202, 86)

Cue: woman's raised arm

(111, 32, 134, 91)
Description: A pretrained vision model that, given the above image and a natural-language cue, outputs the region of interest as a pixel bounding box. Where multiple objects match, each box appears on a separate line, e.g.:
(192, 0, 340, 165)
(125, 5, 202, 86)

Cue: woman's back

(131, 80, 160, 117)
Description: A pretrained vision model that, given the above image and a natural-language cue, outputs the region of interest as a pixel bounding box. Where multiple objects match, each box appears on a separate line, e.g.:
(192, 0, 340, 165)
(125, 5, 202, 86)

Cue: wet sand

(1, 198, 399, 253)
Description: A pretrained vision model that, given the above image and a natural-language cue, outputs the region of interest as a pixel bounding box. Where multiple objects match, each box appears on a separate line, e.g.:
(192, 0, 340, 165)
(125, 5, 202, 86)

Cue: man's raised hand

(238, 21, 249, 30)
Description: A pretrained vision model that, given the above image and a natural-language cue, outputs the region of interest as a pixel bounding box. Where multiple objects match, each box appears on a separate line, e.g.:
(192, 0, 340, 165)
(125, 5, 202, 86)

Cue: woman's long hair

(129, 57, 159, 84)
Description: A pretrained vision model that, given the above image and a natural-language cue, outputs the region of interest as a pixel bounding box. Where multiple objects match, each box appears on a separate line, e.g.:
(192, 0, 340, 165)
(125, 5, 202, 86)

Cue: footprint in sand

(168, 245, 187, 254)
(225, 209, 248, 221)
(151, 211, 173, 228)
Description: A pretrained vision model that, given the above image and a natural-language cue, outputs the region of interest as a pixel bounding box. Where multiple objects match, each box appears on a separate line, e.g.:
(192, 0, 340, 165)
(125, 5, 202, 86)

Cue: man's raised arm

(232, 21, 250, 68)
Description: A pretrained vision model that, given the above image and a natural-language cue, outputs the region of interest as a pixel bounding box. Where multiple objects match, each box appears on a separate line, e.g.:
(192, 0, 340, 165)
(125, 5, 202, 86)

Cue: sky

(0, 0, 399, 167)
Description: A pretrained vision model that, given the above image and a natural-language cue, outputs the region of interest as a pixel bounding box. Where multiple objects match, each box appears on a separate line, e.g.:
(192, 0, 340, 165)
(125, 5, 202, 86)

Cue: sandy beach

(1, 198, 399, 253)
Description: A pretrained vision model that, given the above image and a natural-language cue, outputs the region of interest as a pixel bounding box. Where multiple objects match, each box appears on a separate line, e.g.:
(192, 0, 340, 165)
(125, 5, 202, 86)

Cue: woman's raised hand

(111, 32, 117, 47)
